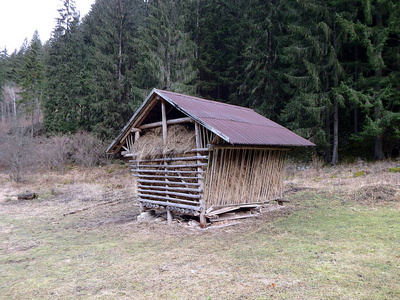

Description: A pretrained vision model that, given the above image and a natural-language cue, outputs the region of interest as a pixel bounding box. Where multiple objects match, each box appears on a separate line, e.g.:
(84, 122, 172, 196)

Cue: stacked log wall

(130, 150, 208, 215)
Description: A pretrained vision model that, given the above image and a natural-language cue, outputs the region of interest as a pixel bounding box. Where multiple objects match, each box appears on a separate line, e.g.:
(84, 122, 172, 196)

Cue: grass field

(0, 161, 399, 299)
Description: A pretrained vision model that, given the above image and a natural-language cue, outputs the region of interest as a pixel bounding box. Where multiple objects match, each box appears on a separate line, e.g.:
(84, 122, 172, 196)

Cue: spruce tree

(280, 0, 345, 163)
(337, 0, 400, 159)
(43, 0, 83, 134)
(0, 48, 6, 103)
(81, 0, 146, 138)
(234, 0, 286, 119)
(18, 30, 45, 137)
(195, 0, 247, 101)
(136, 0, 198, 94)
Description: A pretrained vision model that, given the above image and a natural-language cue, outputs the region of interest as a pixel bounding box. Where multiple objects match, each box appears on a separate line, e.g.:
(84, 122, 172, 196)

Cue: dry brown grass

(0, 164, 135, 204)
(285, 160, 400, 196)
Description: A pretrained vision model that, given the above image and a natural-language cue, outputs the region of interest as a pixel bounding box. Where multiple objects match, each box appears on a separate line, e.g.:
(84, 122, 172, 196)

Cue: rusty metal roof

(157, 89, 315, 147)
(107, 89, 314, 153)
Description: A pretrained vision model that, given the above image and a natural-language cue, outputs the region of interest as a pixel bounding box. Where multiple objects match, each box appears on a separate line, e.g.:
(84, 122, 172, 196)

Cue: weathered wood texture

(132, 154, 208, 212)
(203, 148, 287, 207)
(137, 117, 192, 129)
(17, 193, 38, 200)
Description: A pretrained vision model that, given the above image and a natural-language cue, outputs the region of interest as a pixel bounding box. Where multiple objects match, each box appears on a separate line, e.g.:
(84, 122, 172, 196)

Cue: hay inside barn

(132, 125, 196, 160)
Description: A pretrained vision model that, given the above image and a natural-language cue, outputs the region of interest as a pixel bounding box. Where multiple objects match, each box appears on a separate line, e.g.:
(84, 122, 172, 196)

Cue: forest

(0, 0, 399, 163)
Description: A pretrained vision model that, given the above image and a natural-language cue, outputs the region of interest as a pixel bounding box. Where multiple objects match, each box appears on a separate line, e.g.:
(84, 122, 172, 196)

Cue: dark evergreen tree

(234, 0, 286, 119)
(81, 0, 146, 138)
(280, 0, 345, 164)
(18, 30, 45, 137)
(337, 0, 400, 159)
(0, 48, 6, 103)
(136, 0, 198, 94)
(195, 0, 248, 101)
(43, 0, 84, 134)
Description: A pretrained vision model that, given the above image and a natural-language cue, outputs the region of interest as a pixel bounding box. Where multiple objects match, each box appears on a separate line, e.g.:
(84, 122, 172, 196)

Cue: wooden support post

(135, 131, 140, 142)
(161, 98, 167, 147)
(167, 210, 172, 225)
(195, 122, 207, 228)
(139, 201, 144, 213)
(161, 98, 172, 224)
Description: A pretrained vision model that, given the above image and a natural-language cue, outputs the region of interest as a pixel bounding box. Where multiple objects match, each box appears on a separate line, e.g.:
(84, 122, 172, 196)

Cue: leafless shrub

(71, 131, 107, 168)
(0, 129, 33, 182)
(29, 132, 108, 172)
(34, 135, 73, 172)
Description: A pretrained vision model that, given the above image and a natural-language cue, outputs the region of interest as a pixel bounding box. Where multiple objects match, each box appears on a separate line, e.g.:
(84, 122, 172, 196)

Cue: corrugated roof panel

(199, 118, 314, 146)
(107, 89, 315, 153)
(157, 89, 314, 147)
(158, 90, 280, 127)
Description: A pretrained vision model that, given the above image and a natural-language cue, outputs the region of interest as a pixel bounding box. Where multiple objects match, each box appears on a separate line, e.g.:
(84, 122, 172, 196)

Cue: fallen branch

(18, 193, 38, 200)
(63, 199, 123, 216)
(268, 197, 290, 206)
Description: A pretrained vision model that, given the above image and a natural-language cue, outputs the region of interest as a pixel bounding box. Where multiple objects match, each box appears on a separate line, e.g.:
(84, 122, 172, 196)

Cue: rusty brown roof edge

(156, 89, 255, 112)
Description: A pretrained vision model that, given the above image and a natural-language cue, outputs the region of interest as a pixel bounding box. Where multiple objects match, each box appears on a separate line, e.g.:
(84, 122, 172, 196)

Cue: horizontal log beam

(138, 117, 192, 129)
(138, 194, 201, 206)
(135, 163, 207, 169)
(134, 174, 202, 180)
(137, 184, 202, 193)
(131, 169, 205, 174)
(141, 202, 199, 215)
(187, 148, 209, 153)
(137, 179, 200, 186)
(138, 188, 201, 199)
(130, 155, 208, 163)
(138, 198, 201, 211)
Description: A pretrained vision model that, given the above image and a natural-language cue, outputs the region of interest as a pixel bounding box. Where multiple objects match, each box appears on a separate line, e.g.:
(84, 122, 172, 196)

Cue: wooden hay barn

(107, 89, 314, 227)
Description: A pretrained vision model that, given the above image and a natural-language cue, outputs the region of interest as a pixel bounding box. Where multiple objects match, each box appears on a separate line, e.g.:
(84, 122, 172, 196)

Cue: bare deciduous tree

(0, 129, 32, 182)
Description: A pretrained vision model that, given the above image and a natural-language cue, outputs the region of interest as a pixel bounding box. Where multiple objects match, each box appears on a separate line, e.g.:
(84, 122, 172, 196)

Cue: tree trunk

(331, 97, 338, 165)
(11, 87, 17, 127)
(118, 0, 124, 83)
(324, 107, 331, 163)
(373, 4, 384, 160)
(0, 101, 5, 124)
(374, 134, 384, 160)
(354, 45, 359, 135)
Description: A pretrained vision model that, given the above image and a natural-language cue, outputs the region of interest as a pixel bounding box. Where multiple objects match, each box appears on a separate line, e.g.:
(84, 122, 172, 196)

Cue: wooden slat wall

(130, 151, 208, 215)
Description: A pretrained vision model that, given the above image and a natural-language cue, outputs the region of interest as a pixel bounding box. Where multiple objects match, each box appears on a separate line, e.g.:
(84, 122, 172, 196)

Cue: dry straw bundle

(204, 148, 286, 206)
(134, 125, 196, 160)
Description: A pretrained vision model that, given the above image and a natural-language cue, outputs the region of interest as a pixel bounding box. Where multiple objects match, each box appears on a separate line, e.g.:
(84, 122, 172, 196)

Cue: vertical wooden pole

(195, 122, 207, 228)
(135, 131, 140, 142)
(161, 99, 167, 147)
(161, 98, 172, 225)
(167, 210, 172, 225)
